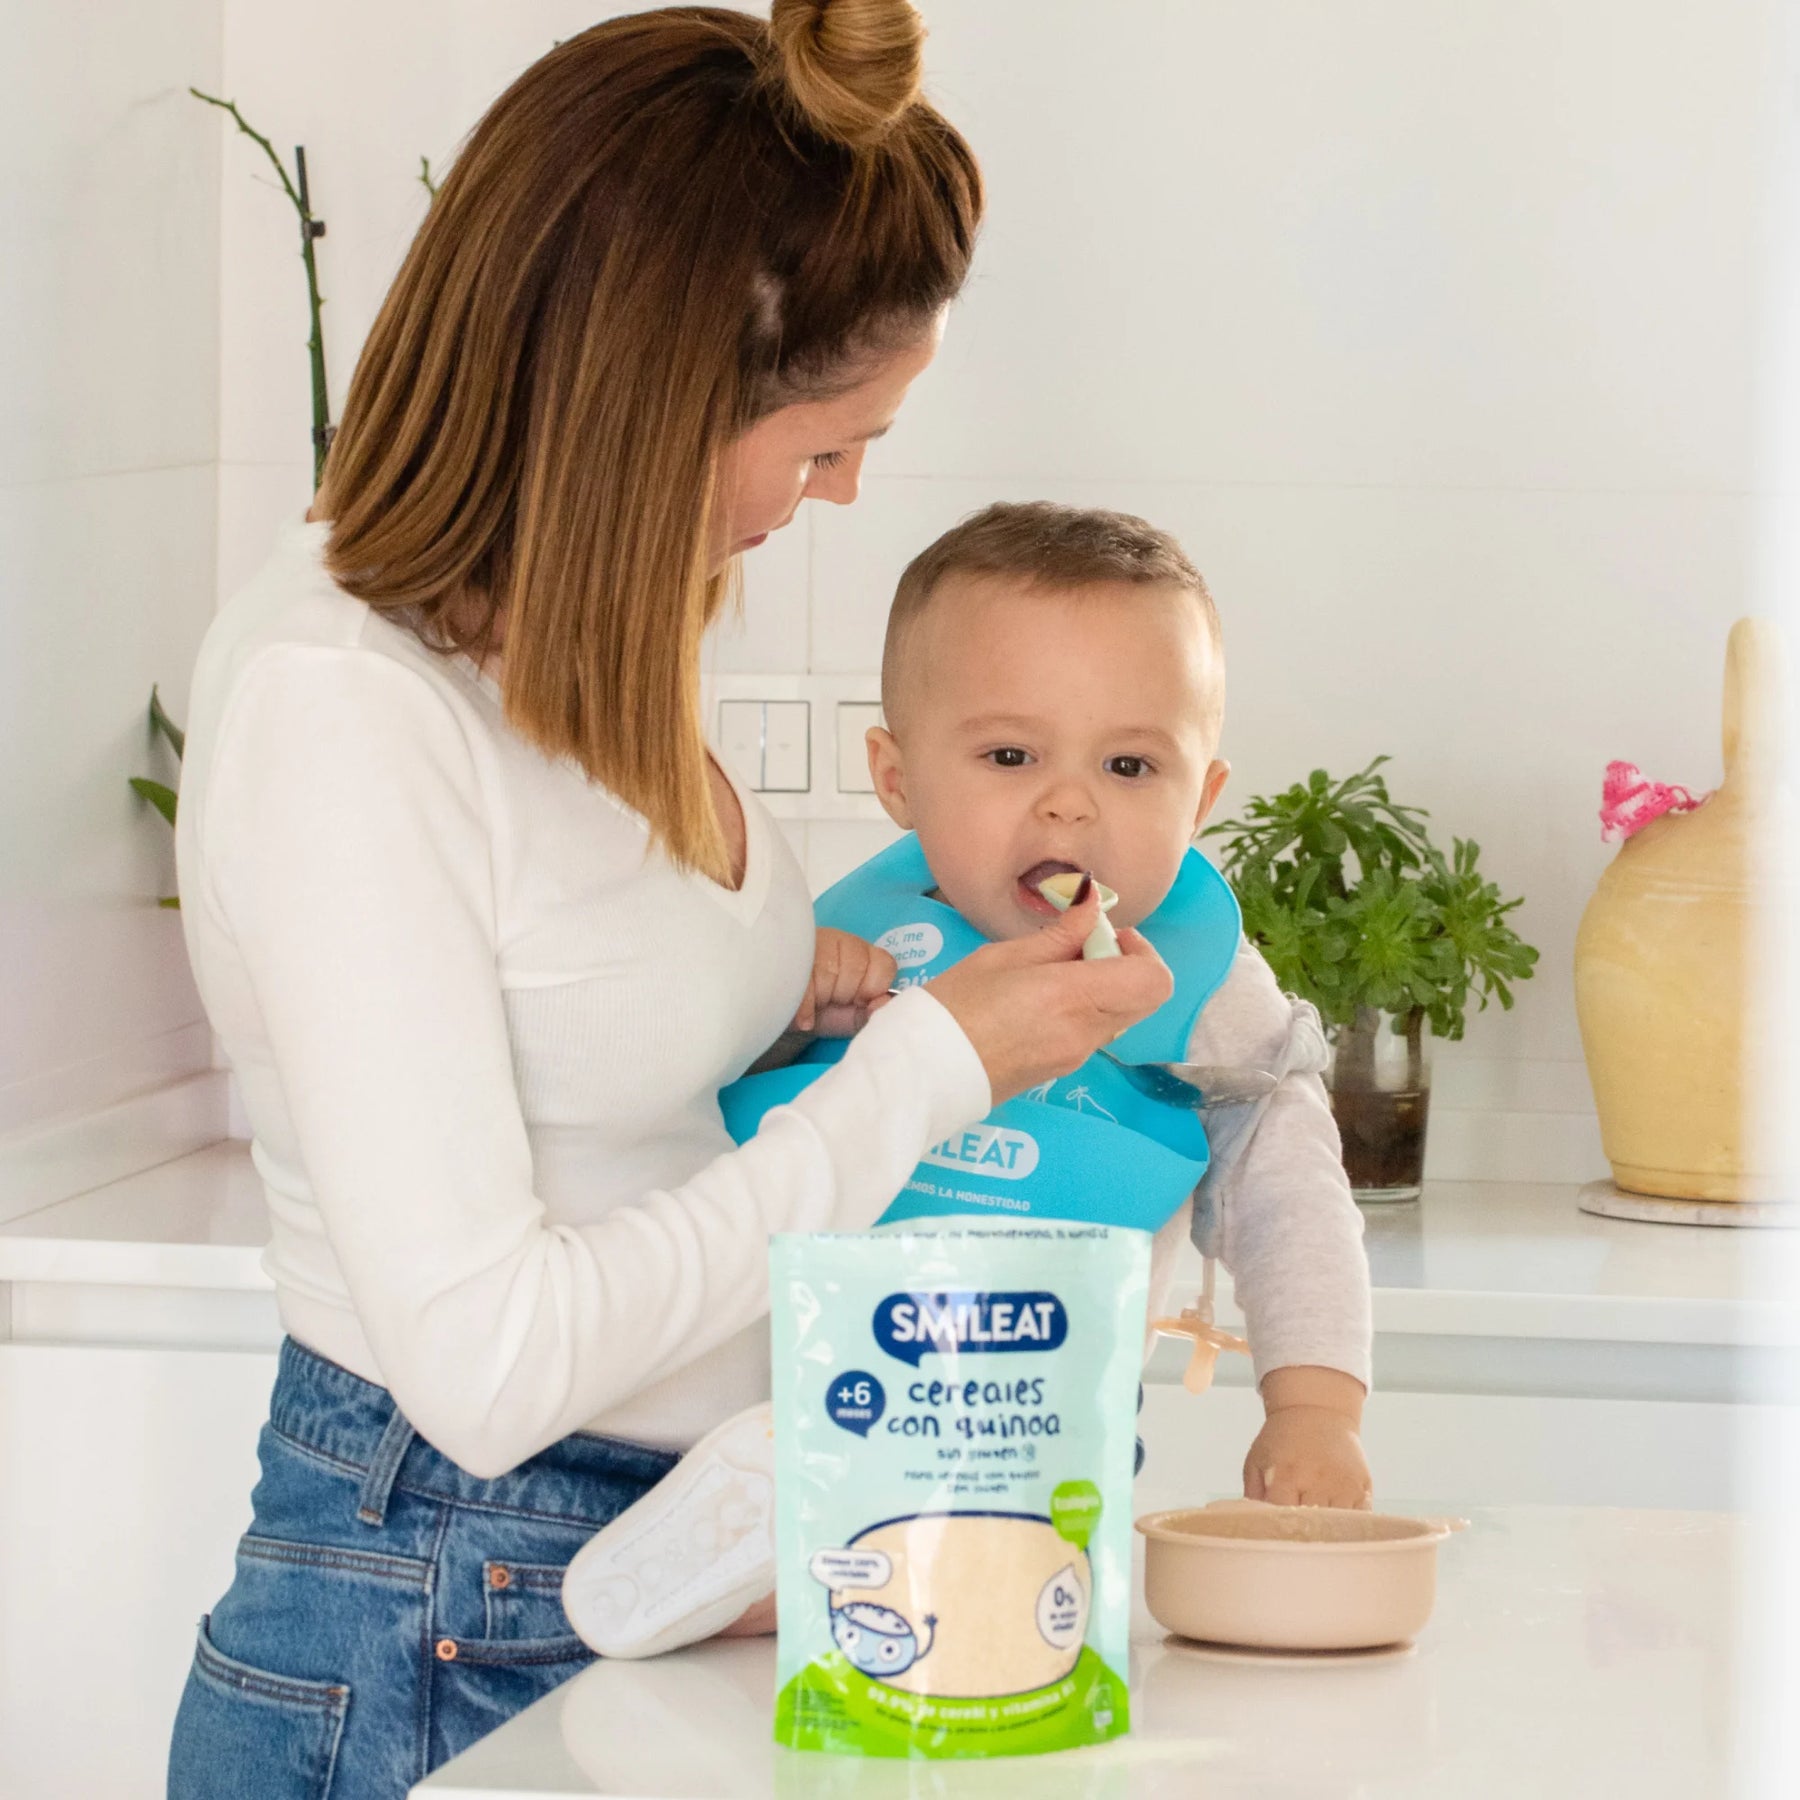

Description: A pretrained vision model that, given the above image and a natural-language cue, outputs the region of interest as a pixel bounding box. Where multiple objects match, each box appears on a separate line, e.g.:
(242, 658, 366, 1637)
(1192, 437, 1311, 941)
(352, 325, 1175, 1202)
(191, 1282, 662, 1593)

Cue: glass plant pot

(1325, 1006, 1431, 1204)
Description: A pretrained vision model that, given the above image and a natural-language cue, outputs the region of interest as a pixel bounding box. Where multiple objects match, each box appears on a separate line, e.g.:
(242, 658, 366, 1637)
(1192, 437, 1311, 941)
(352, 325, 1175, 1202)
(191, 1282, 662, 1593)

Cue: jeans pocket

(443, 1554, 589, 1669)
(481, 1558, 580, 1642)
(168, 1615, 350, 1800)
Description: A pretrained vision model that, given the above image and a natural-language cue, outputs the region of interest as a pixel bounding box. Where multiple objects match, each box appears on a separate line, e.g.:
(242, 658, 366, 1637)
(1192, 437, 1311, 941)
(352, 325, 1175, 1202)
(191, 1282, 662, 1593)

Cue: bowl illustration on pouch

(830, 1600, 937, 1677)
(822, 1512, 1092, 1699)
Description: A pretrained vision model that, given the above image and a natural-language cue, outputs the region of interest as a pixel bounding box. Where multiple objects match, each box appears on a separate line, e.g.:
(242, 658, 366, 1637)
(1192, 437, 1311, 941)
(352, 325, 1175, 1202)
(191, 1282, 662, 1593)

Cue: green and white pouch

(770, 1221, 1150, 1759)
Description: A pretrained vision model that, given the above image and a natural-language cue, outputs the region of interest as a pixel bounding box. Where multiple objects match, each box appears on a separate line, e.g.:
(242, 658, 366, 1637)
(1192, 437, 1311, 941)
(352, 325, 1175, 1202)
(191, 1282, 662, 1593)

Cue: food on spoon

(1037, 870, 1121, 960)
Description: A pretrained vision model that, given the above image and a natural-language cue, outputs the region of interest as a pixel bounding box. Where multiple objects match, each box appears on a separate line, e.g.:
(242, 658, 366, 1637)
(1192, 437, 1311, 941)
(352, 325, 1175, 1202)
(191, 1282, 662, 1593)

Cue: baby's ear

(1192, 758, 1231, 835)
(866, 727, 914, 828)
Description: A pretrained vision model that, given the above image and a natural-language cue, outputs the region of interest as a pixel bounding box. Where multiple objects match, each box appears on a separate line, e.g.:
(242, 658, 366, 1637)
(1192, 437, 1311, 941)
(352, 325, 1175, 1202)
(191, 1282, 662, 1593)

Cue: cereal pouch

(770, 1221, 1149, 1759)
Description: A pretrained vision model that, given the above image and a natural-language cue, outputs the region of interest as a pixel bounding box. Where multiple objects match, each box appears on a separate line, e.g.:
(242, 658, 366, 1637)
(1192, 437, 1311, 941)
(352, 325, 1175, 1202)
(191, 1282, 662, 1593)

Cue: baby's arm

(743, 929, 898, 1074)
(1188, 941, 1374, 1508)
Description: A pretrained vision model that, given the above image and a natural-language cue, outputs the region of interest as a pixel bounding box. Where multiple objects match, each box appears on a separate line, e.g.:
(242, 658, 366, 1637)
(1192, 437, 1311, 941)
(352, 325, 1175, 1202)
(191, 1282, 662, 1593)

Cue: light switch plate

(716, 700, 766, 790)
(701, 672, 886, 820)
(762, 701, 811, 793)
(836, 702, 883, 794)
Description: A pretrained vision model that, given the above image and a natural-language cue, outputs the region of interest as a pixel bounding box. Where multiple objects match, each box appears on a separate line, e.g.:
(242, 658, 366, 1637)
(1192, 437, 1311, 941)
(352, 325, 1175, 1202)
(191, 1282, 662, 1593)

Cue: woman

(167, 5, 1170, 1795)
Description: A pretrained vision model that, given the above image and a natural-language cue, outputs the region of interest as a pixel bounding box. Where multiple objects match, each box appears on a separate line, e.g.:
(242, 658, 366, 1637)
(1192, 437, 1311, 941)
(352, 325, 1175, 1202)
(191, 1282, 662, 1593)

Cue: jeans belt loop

(357, 1404, 417, 1527)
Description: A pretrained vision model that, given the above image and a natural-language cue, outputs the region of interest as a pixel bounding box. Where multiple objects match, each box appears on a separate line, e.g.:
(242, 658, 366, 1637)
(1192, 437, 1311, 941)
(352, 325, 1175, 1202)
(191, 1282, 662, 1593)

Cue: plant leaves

(129, 777, 178, 827)
(149, 685, 186, 760)
(1214, 758, 1537, 1036)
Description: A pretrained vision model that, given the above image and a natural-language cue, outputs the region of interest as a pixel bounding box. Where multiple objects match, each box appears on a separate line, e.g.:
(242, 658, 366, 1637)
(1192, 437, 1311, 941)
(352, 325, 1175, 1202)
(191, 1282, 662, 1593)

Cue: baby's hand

(793, 929, 897, 1039)
(1243, 1406, 1372, 1510)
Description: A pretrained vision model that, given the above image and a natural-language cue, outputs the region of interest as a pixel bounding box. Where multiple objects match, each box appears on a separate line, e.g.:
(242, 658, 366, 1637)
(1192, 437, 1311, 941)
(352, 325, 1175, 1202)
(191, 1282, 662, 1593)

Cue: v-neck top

(175, 518, 990, 1475)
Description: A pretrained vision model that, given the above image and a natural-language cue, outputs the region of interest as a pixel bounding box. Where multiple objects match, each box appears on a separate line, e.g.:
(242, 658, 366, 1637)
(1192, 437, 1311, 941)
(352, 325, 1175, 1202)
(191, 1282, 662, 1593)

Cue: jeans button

(435, 1639, 459, 1662)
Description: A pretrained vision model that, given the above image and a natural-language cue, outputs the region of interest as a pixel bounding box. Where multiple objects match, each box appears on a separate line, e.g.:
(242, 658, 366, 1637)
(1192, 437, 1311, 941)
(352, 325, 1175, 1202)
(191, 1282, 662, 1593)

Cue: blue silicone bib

(719, 835, 1241, 1233)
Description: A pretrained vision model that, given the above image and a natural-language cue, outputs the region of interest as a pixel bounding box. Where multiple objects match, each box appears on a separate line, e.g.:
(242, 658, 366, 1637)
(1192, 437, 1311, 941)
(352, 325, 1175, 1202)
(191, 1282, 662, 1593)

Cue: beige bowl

(1136, 1501, 1463, 1651)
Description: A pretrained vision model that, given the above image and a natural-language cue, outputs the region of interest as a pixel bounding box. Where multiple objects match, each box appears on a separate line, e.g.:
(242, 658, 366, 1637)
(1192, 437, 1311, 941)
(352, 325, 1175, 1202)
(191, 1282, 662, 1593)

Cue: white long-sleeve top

(176, 518, 992, 1478)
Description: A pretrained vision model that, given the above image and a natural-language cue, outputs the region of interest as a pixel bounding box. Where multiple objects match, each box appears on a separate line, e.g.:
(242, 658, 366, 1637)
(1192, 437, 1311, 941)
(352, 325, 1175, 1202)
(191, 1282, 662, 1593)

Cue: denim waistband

(268, 1337, 681, 1530)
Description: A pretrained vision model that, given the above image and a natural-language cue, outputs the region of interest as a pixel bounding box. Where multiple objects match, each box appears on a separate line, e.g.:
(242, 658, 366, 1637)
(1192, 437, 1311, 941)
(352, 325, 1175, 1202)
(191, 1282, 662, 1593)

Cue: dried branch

(192, 88, 333, 486)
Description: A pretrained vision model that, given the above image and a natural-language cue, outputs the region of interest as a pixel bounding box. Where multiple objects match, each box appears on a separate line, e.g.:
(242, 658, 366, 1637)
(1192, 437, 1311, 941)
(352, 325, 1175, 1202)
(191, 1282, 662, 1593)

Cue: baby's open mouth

(1016, 859, 1084, 916)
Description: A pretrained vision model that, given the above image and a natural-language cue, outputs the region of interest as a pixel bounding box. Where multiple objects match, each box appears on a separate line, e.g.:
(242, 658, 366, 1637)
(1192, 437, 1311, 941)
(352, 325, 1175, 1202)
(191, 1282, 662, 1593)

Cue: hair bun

(768, 0, 926, 149)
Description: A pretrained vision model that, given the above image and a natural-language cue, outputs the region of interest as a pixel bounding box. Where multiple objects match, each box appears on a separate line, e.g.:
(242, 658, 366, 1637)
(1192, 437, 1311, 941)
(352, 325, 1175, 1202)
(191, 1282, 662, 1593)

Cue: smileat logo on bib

(922, 1122, 1040, 1180)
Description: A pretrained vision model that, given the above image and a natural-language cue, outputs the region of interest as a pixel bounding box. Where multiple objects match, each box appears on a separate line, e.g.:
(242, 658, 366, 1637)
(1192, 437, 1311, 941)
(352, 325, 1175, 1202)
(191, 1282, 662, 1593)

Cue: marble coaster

(1578, 1179, 1800, 1230)
(1157, 1634, 1418, 1668)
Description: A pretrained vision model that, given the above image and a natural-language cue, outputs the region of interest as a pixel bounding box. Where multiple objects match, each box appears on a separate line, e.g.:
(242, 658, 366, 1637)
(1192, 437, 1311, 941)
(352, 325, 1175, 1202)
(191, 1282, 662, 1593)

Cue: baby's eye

(810, 449, 849, 470)
(1105, 755, 1153, 779)
(985, 747, 1032, 769)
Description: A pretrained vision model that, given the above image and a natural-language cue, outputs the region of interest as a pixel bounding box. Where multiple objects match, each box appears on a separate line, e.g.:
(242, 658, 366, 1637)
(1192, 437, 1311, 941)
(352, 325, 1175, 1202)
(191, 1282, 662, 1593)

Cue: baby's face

(870, 575, 1229, 943)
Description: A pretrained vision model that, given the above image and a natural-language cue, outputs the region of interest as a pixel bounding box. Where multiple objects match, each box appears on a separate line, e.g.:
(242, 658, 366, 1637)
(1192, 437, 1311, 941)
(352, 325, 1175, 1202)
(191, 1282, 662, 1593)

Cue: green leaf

(149, 685, 186, 759)
(1214, 757, 1538, 1036)
(129, 777, 178, 827)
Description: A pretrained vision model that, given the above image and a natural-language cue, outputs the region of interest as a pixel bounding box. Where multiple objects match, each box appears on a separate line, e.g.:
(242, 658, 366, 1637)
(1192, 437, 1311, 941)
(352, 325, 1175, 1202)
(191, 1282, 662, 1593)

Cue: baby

(563, 502, 1373, 1657)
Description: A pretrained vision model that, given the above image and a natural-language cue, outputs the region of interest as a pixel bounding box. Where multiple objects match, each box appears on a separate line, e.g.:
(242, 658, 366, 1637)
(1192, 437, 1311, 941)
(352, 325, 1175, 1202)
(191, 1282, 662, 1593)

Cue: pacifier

(1152, 1260, 1250, 1395)
(1037, 870, 1122, 960)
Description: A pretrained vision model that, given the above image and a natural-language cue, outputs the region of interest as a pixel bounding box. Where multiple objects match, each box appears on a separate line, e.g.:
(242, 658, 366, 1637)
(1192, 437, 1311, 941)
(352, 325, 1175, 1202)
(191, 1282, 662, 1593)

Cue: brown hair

(882, 501, 1222, 726)
(318, 2, 981, 879)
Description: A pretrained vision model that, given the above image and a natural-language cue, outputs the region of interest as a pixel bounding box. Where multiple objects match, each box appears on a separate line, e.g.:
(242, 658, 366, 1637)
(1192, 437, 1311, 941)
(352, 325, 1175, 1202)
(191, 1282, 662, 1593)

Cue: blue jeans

(167, 1338, 677, 1799)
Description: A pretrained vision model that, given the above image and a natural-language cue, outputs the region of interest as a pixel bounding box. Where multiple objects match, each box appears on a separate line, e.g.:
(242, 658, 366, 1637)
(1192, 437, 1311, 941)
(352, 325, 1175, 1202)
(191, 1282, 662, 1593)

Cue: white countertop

(0, 1139, 269, 1290)
(410, 1506, 1756, 1800)
(4, 1138, 1796, 1350)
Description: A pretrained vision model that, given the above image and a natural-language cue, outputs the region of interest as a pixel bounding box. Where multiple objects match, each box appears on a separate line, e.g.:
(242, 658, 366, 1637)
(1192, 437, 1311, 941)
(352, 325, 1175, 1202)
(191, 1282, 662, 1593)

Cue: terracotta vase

(1574, 618, 1792, 1201)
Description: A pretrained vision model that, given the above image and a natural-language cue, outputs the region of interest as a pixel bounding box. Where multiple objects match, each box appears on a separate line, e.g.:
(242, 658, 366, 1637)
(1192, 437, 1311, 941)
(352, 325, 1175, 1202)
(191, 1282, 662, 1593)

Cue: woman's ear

(866, 727, 914, 828)
(1192, 759, 1231, 836)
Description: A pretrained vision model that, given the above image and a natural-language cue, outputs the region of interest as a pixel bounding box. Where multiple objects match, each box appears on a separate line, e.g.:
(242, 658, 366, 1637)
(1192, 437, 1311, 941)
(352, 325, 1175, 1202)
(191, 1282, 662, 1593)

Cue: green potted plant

(1206, 759, 1539, 1202)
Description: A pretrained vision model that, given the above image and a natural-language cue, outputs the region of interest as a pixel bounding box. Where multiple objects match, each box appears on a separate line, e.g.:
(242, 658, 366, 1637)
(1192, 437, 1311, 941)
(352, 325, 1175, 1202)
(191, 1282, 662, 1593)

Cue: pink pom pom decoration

(1598, 760, 1710, 843)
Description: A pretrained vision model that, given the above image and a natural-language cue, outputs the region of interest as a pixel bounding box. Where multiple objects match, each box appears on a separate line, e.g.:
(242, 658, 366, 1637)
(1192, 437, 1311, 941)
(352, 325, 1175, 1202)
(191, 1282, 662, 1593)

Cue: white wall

(214, 1, 620, 599)
(211, 0, 1786, 1124)
(0, 2, 222, 1134)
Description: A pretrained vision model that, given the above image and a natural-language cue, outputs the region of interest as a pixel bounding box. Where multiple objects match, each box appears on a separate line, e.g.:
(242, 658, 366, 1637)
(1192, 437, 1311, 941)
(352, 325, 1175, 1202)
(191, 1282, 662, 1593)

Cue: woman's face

(712, 316, 945, 569)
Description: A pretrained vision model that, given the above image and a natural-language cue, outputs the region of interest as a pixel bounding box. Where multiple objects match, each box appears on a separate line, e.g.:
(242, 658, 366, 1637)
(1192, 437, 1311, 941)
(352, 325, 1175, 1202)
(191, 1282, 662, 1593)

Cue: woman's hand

(909, 890, 1174, 1105)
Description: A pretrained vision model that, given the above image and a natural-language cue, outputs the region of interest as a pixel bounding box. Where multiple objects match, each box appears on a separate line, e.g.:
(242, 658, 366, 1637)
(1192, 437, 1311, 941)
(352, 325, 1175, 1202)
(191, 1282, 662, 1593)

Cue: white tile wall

(1, 0, 222, 1132)
(910, 0, 1767, 495)
(0, 0, 221, 489)
(707, 508, 813, 676)
(0, 465, 221, 1129)
(807, 819, 905, 897)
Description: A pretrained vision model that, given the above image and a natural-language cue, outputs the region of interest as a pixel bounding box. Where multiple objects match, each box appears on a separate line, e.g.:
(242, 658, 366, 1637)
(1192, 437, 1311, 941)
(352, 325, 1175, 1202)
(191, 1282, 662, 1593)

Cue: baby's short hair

(881, 501, 1220, 728)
